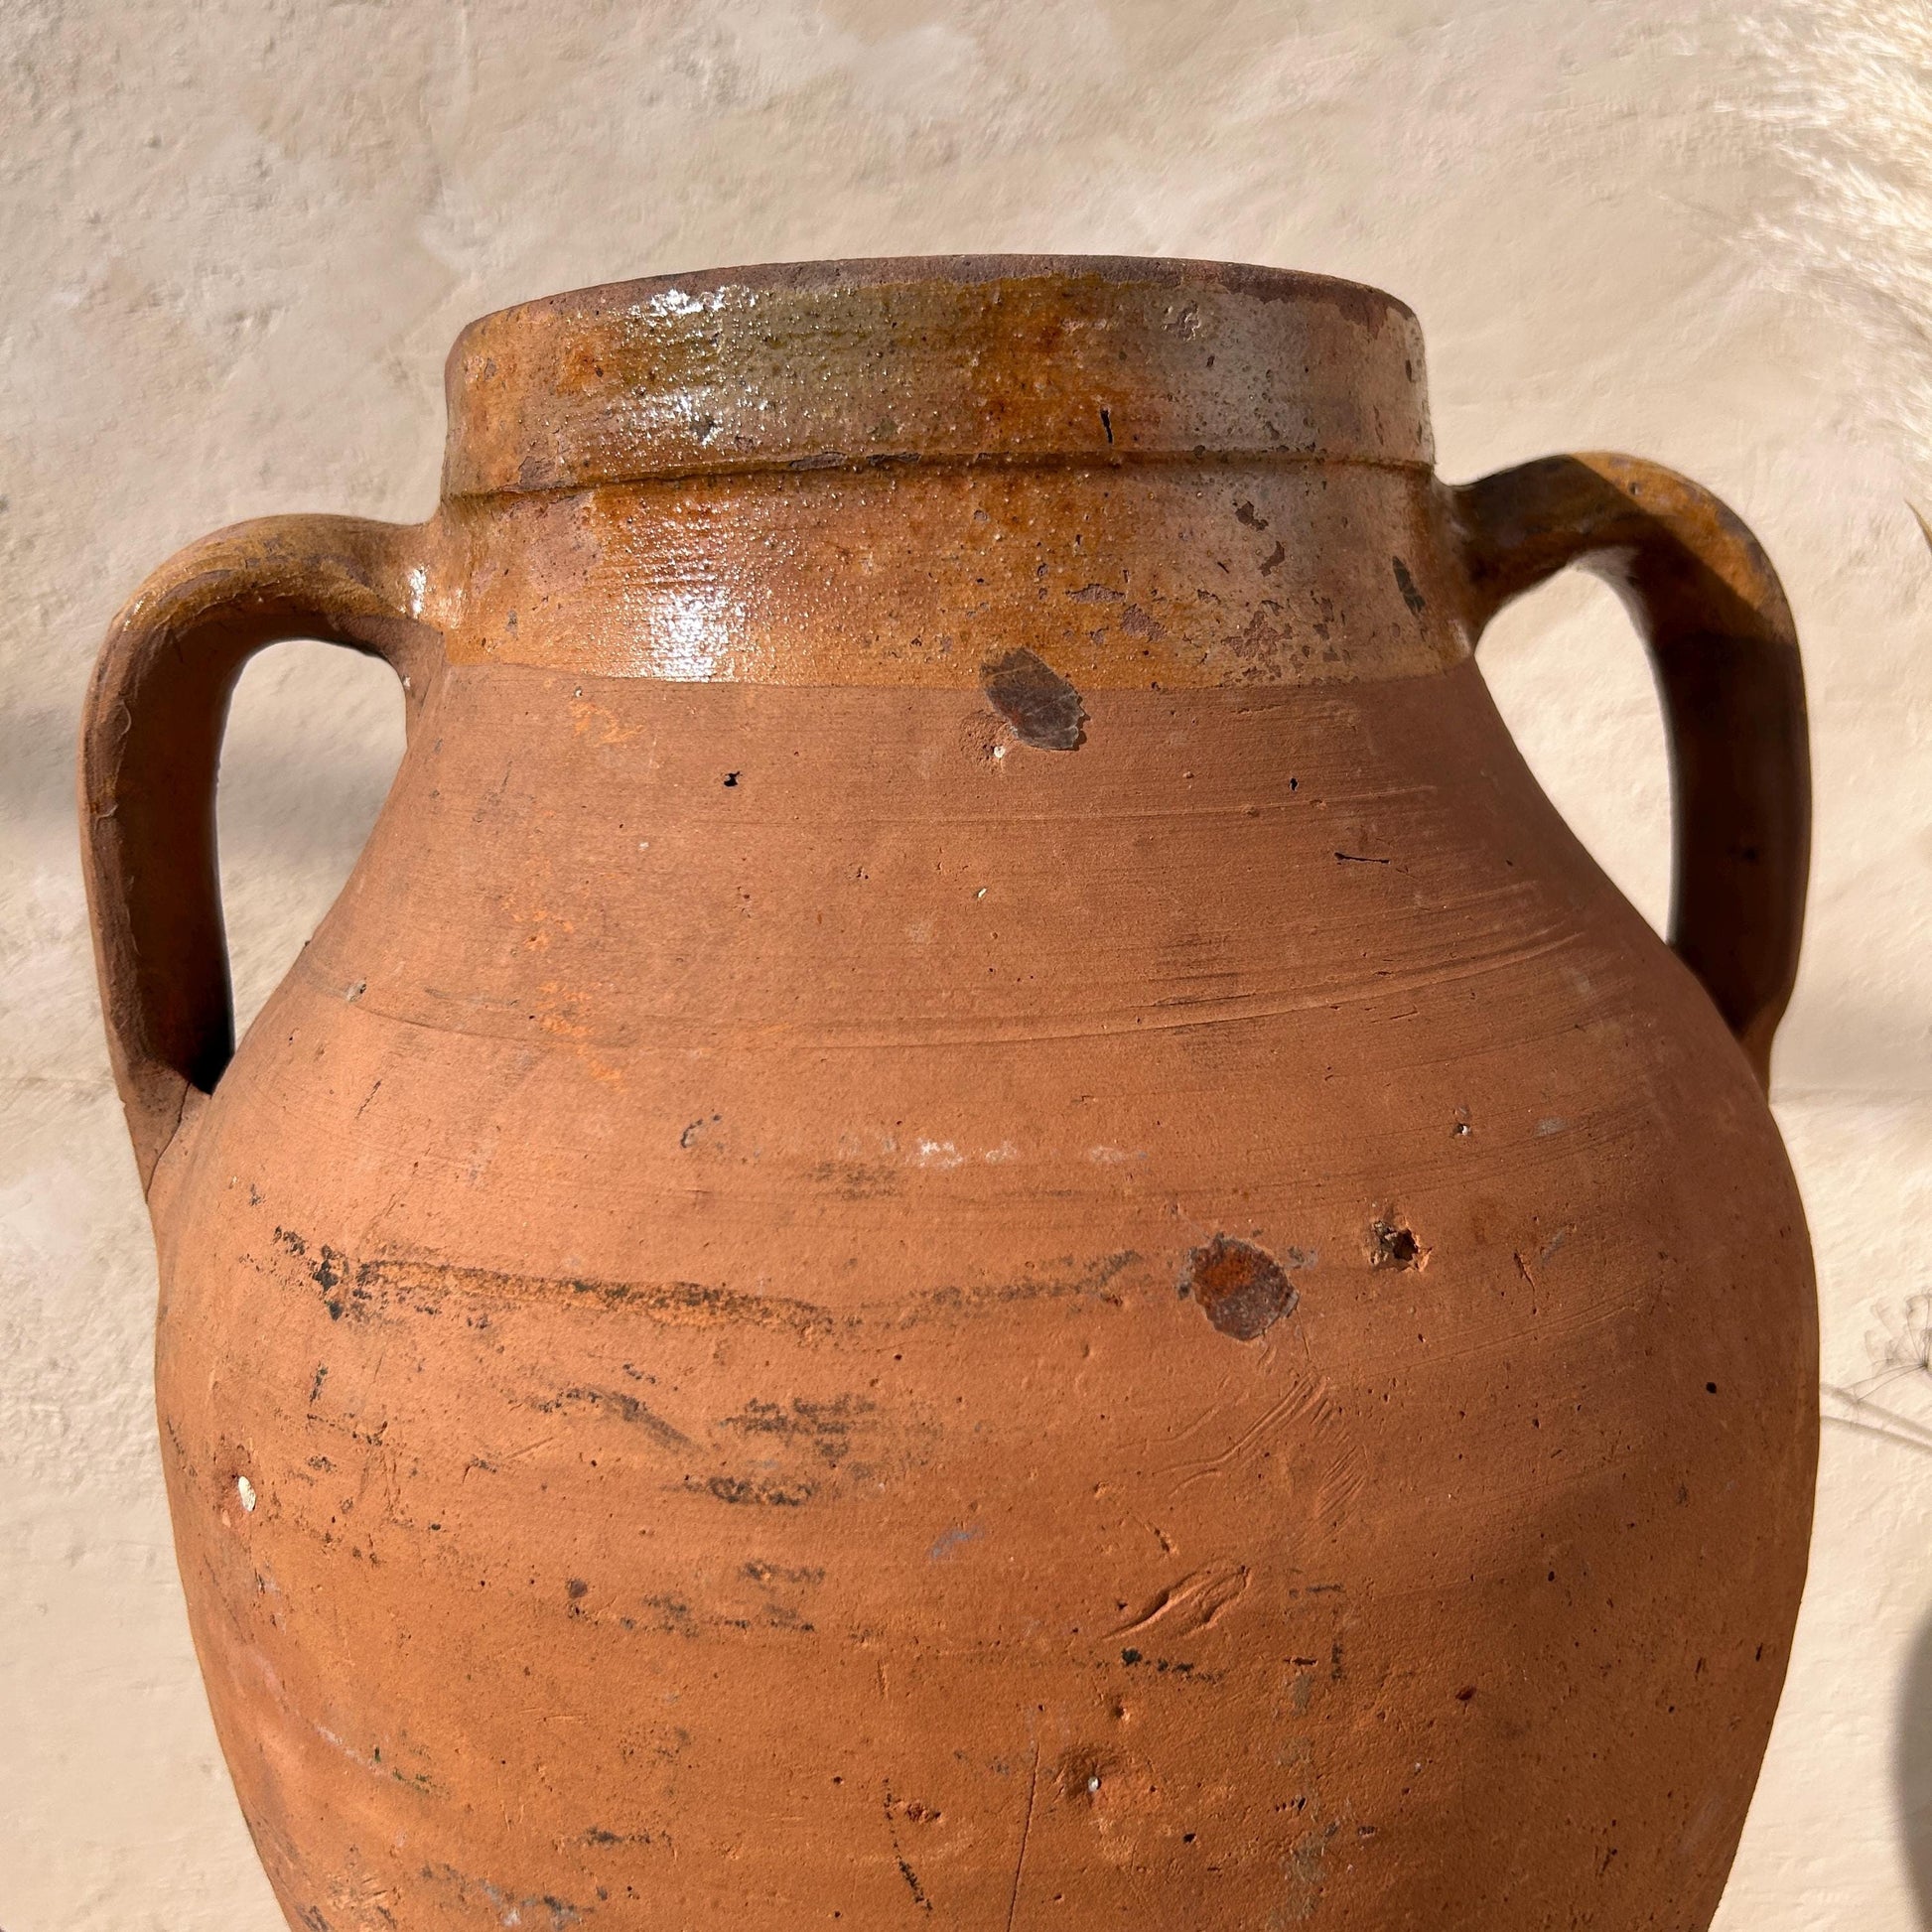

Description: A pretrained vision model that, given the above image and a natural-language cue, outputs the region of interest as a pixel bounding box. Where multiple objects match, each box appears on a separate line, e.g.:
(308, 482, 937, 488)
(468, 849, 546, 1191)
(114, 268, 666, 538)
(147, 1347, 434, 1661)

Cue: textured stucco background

(3, 2, 1930, 1925)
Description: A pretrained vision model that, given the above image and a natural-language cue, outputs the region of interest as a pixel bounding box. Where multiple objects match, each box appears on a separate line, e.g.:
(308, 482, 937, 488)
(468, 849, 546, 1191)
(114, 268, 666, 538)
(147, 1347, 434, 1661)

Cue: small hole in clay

(1370, 1218, 1429, 1271)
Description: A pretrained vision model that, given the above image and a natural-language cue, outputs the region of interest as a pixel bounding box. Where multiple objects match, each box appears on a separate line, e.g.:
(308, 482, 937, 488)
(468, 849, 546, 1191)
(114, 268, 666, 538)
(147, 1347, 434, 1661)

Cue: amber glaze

(81, 258, 1815, 1929)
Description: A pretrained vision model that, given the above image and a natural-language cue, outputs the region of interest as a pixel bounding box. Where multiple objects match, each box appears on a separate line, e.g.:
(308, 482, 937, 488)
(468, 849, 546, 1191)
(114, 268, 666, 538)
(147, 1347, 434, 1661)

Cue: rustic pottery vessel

(81, 257, 1816, 1930)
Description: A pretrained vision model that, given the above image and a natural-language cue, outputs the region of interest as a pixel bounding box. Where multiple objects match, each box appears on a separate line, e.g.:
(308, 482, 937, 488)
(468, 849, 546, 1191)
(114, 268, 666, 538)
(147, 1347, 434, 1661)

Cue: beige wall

(4, 1, 1930, 1924)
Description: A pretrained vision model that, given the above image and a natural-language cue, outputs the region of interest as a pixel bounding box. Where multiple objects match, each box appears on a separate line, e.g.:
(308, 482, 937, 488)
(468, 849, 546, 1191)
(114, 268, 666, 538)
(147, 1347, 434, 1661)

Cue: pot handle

(78, 514, 434, 1194)
(1449, 454, 1810, 1090)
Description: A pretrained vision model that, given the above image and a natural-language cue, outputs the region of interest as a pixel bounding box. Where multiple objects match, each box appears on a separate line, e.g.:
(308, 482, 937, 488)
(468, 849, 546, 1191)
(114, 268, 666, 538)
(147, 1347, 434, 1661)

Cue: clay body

(81, 259, 1817, 1929)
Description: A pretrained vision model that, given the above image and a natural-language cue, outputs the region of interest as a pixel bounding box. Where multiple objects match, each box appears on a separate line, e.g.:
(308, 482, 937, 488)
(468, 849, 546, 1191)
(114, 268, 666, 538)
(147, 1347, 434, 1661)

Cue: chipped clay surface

(5, 4, 1932, 1929)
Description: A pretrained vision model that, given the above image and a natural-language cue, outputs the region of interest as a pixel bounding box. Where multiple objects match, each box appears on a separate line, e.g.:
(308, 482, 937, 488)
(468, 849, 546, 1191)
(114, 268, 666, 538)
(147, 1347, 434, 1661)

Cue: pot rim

(441, 253, 1435, 496)
(458, 253, 1420, 340)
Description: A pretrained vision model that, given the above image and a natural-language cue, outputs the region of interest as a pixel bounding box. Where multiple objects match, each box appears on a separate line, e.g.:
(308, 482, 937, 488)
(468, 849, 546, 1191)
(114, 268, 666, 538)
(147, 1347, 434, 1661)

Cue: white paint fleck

(648, 285, 711, 318)
(653, 586, 734, 679)
(234, 1475, 257, 1513)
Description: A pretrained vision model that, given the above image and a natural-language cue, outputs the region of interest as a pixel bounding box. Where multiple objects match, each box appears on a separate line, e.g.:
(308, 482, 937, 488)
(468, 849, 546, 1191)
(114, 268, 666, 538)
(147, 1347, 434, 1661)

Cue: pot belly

(152, 664, 1815, 1927)
(158, 1056, 1812, 1930)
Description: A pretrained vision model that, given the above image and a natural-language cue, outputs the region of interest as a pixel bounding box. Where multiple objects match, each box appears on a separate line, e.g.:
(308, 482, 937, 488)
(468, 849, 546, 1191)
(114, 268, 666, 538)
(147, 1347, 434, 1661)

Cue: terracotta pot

(80, 258, 1816, 1930)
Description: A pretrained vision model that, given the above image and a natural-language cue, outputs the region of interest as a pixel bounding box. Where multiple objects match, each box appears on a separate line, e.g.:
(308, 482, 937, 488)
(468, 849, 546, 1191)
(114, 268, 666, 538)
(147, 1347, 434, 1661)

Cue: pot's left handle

(78, 515, 435, 1196)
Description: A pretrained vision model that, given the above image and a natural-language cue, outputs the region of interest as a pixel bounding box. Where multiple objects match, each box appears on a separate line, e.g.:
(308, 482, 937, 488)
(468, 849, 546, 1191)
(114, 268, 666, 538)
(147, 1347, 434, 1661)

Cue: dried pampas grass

(1732, 1, 1932, 468)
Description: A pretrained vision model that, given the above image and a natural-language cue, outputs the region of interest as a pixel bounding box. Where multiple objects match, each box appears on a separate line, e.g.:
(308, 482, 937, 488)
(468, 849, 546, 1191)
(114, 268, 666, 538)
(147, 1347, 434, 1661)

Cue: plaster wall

(2, 2, 1930, 1925)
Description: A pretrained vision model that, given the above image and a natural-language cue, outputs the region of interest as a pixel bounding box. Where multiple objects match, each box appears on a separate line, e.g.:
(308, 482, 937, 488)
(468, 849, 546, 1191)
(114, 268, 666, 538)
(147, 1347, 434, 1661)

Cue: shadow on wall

(1899, 1604, 1932, 1925)
(1775, 995, 1932, 1098)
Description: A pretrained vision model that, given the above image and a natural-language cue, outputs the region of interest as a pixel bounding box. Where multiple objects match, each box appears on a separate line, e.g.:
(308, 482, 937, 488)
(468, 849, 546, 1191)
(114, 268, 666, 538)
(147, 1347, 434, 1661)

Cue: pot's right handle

(78, 514, 435, 1196)
(1449, 454, 1810, 1090)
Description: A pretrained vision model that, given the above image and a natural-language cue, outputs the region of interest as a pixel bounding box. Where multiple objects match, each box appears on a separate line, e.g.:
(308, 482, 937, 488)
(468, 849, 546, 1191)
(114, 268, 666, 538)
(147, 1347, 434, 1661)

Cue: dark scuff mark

(1392, 556, 1427, 616)
(897, 1859, 931, 1911)
(1258, 541, 1287, 575)
(1235, 500, 1269, 530)
(744, 1560, 826, 1586)
(265, 1233, 839, 1342)
(536, 1386, 694, 1450)
(1118, 1647, 1200, 1676)
(638, 1592, 696, 1634)
(1180, 1235, 1299, 1340)
(884, 1785, 935, 1912)
(901, 1250, 1139, 1327)
(697, 1473, 815, 1507)
(275, 1228, 365, 1320)
(982, 647, 1087, 751)
(420, 1864, 585, 1930)
(808, 1158, 902, 1199)
(718, 1394, 876, 1466)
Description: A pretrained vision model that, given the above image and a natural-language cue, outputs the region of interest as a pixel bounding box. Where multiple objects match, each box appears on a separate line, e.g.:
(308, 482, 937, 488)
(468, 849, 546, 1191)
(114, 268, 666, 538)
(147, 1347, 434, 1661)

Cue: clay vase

(81, 258, 1816, 1930)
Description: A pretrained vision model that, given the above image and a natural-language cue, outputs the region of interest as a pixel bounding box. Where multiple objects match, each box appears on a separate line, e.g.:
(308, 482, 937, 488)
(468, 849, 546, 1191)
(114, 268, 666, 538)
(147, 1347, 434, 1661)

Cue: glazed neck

(425, 460, 1470, 690)
(424, 257, 1459, 690)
